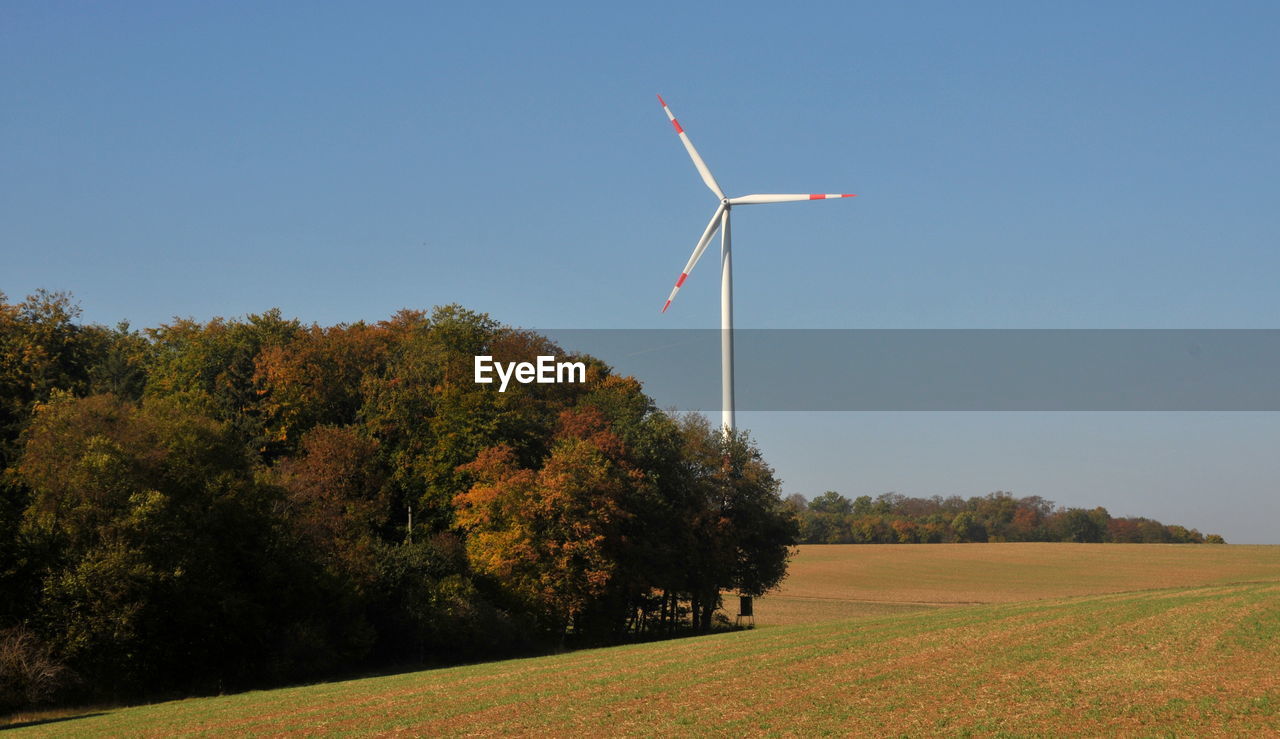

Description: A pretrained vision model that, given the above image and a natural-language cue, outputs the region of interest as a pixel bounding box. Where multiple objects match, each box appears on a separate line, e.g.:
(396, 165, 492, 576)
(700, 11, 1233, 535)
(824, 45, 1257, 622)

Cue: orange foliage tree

(454, 407, 638, 636)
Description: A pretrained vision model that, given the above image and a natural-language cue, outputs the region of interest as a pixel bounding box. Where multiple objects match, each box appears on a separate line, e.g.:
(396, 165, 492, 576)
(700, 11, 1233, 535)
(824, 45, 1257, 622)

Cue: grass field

(8, 544, 1280, 735)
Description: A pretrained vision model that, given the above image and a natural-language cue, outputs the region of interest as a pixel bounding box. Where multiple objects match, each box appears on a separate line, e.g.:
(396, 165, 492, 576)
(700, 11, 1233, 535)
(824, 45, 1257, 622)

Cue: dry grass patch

(750, 542, 1280, 625)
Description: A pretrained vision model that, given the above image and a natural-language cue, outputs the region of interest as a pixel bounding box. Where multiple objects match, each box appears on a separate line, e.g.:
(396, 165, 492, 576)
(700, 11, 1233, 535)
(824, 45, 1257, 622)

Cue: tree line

(787, 490, 1225, 545)
(0, 290, 795, 712)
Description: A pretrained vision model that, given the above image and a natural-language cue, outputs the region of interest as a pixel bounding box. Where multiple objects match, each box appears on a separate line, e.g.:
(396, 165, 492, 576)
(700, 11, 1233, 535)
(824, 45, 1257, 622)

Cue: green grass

(9, 544, 1280, 735)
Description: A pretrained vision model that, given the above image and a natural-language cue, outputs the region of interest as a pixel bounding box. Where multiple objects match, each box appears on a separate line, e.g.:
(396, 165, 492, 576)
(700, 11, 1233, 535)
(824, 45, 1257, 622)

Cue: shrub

(0, 626, 75, 712)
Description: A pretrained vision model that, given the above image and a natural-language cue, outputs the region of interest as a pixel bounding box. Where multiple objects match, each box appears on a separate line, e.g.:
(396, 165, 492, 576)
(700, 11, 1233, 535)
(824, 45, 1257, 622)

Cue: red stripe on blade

(657, 94, 666, 107)
(842, 194, 857, 198)
(671, 119, 683, 134)
(809, 194, 825, 200)
(661, 300, 671, 313)
(675, 273, 687, 287)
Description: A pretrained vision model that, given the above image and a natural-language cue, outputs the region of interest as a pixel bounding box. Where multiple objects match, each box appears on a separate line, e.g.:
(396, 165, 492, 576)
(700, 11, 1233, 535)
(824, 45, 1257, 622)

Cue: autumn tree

(454, 405, 638, 637)
(270, 425, 391, 591)
(254, 322, 394, 452)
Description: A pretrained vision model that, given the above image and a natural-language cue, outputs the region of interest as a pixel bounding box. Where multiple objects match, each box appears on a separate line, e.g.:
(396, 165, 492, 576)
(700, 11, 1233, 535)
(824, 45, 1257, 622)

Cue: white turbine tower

(657, 94, 856, 433)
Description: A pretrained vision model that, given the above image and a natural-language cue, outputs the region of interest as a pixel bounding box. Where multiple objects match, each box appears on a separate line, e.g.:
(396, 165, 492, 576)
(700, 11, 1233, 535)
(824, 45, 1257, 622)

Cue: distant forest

(787, 491, 1224, 545)
(0, 291, 793, 711)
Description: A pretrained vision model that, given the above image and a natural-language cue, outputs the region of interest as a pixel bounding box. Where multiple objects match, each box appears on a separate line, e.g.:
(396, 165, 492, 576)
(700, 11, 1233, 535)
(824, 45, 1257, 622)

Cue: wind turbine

(657, 94, 856, 432)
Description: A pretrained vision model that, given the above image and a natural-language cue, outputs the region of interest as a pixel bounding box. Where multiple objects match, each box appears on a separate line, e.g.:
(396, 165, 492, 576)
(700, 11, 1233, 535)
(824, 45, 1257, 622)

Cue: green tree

(675, 416, 796, 631)
(359, 307, 572, 530)
(1056, 508, 1105, 543)
(809, 491, 852, 515)
(13, 393, 354, 697)
(951, 511, 987, 543)
(143, 309, 302, 459)
(0, 290, 110, 451)
(88, 322, 151, 401)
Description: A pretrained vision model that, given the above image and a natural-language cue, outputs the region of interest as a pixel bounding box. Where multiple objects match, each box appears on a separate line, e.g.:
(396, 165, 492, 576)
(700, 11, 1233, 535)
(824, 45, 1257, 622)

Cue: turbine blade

(729, 193, 857, 205)
(657, 95, 725, 201)
(662, 203, 727, 313)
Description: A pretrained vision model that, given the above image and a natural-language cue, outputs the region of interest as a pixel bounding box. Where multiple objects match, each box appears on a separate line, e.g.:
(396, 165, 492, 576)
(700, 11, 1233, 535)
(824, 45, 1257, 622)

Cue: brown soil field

(751, 542, 1280, 625)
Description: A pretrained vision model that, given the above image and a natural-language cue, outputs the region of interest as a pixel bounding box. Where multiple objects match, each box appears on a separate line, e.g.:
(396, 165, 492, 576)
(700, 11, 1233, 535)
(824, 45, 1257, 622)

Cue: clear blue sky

(4, 2, 1278, 541)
